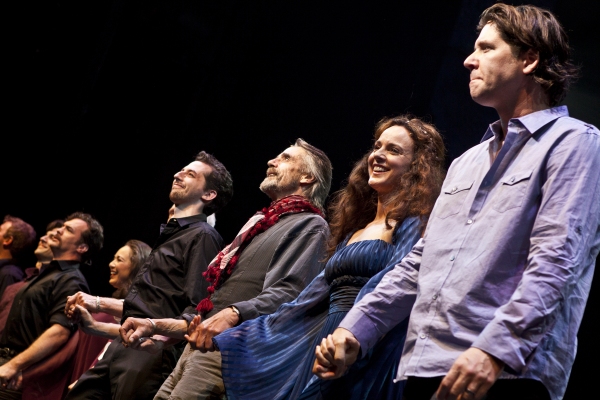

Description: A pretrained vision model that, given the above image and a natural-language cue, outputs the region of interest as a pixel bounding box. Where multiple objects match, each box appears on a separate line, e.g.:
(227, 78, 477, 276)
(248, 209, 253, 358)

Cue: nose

(173, 170, 184, 180)
(267, 157, 278, 167)
(464, 51, 476, 70)
(109, 259, 116, 267)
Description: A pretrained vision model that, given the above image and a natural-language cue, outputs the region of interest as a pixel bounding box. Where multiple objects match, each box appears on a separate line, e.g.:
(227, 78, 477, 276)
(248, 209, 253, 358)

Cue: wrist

(229, 306, 241, 325)
(95, 296, 101, 313)
(146, 318, 156, 336)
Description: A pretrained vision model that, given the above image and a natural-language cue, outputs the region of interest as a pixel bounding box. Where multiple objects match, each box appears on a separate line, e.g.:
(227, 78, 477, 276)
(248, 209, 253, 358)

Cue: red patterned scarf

(196, 195, 323, 316)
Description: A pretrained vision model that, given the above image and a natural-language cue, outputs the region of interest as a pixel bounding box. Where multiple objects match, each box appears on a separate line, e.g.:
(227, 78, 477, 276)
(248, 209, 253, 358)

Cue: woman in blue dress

(213, 114, 446, 400)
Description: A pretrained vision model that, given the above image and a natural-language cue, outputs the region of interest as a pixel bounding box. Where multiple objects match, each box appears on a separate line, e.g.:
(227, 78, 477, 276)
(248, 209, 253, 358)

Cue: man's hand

(184, 308, 239, 352)
(436, 347, 504, 400)
(312, 328, 360, 380)
(120, 317, 154, 347)
(65, 291, 95, 318)
(0, 361, 22, 391)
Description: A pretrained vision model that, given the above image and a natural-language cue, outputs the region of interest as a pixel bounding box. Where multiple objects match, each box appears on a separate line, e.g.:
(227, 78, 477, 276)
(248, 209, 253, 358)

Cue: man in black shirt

(0, 212, 104, 396)
(65, 151, 233, 400)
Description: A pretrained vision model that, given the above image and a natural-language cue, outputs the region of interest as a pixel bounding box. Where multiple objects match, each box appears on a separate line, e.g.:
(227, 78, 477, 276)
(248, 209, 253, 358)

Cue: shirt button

(467, 219, 473, 225)
(432, 294, 437, 300)
(419, 334, 427, 339)
(510, 177, 515, 183)
(451, 187, 457, 193)
(450, 255, 455, 261)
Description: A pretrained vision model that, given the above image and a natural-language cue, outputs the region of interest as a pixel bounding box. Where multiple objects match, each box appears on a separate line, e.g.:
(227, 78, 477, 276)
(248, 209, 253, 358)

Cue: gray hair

(294, 138, 332, 213)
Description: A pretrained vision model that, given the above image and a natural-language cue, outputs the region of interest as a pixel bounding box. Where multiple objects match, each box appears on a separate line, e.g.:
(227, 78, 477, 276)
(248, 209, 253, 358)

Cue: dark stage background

(3, 1, 598, 397)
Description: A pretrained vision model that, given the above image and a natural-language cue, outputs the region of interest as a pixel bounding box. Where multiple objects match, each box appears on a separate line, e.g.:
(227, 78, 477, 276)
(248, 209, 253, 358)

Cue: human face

(259, 146, 307, 200)
(108, 245, 134, 290)
(48, 218, 89, 259)
(169, 161, 213, 205)
(464, 23, 527, 111)
(34, 228, 61, 262)
(368, 126, 415, 196)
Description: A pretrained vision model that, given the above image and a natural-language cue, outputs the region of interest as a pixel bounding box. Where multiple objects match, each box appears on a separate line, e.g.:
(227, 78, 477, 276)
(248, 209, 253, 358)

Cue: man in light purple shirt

(313, 3, 600, 400)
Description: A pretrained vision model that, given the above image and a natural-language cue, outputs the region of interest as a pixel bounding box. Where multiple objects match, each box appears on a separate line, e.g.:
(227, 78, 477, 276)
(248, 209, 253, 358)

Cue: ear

(76, 243, 89, 255)
(522, 48, 539, 75)
(201, 190, 217, 203)
(2, 235, 13, 247)
(299, 174, 316, 186)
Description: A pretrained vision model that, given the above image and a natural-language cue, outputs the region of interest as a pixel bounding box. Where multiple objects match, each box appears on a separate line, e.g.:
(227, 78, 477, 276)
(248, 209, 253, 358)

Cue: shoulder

(277, 212, 329, 234)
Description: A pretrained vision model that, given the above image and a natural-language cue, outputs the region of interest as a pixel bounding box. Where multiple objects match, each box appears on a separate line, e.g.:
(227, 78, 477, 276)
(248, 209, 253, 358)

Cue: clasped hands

(312, 328, 504, 400)
(118, 306, 239, 353)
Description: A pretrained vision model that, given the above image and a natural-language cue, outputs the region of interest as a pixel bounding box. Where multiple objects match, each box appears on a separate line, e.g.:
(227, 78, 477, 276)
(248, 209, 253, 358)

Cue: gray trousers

(154, 343, 225, 400)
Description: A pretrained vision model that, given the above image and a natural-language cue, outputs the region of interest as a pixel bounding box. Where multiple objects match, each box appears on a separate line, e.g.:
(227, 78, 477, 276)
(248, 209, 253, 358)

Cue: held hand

(127, 336, 166, 354)
(0, 362, 21, 391)
(312, 328, 360, 380)
(184, 308, 238, 352)
(65, 291, 95, 317)
(436, 347, 505, 400)
(119, 317, 154, 347)
(73, 305, 95, 334)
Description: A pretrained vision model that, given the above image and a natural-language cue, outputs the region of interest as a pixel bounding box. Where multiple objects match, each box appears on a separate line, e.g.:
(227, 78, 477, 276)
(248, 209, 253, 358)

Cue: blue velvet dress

(213, 217, 421, 400)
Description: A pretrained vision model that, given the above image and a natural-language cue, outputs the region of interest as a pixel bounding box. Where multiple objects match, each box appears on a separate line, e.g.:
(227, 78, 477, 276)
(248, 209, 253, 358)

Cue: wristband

(146, 318, 156, 336)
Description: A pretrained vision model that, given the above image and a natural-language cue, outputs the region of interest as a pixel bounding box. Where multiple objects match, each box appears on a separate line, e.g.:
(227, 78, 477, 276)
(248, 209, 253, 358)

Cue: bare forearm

(153, 318, 189, 340)
(96, 297, 124, 318)
(82, 321, 120, 340)
(7, 324, 70, 371)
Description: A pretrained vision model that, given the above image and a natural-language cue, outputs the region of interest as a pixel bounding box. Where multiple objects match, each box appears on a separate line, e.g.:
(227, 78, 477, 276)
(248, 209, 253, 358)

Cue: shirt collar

(48, 259, 81, 271)
(160, 213, 207, 234)
(481, 105, 569, 143)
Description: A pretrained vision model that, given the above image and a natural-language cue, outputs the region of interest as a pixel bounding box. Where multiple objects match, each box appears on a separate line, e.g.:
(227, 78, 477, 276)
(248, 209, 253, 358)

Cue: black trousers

(65, 337, 182, 400)
(403, 377, 551, 400)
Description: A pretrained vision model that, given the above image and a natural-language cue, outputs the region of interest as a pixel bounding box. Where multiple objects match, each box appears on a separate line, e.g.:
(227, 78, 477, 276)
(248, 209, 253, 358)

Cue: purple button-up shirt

(340, 106, 600, 400)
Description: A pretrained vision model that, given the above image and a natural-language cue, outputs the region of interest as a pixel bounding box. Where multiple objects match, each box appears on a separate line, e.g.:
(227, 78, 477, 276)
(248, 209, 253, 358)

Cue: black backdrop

(3, 1, 598, 397)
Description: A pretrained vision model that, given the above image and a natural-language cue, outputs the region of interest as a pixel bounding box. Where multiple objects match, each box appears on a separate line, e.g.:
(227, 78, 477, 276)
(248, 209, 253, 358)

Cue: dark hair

(65, 212, 104, 262)
(112, 239, 152, 299)
(45, 219, 65, 232)
(478, 2, 579, 106)
(326, 114, 446, 258)
(195, 151, 234, 215)
(2, 215, 36, 258)
(294, 138, 333, 213)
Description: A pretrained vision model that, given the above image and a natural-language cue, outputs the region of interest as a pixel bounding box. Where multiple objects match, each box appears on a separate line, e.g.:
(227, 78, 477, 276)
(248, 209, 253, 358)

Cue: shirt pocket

(434, 180, 474, 219)
(492, 170, 533, 213)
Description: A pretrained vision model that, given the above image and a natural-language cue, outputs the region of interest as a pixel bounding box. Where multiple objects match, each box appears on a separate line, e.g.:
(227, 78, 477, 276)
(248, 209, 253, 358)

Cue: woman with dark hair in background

(213, 114, 446, 400)
(67, 239, 151, 389)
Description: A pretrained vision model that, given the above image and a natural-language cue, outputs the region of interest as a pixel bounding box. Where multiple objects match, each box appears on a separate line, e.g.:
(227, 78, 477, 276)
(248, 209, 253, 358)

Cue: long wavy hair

(325, 114, 446, 258)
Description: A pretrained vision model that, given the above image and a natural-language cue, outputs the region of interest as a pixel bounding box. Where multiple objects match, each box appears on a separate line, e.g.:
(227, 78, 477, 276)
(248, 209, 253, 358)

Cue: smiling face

(47, 218, 89, 260)
(108, 245, 134, 290)
(463, 23, 528, 111)
(368, 126, 415, 196)
(34, 227, 62, 263)
(259, 146, 308, 201)
(169, 161, 213, 206)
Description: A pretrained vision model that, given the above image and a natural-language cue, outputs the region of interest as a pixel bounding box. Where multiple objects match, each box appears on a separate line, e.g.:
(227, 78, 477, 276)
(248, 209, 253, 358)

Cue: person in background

(0, 212, 103, 397)
(0, 219, 64, 337)
(0, 216, 36, 298)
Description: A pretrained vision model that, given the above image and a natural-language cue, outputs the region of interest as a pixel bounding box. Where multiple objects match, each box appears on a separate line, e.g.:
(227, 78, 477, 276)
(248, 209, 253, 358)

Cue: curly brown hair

(478, 3, 579, 106)
(325, 115, 446, 258)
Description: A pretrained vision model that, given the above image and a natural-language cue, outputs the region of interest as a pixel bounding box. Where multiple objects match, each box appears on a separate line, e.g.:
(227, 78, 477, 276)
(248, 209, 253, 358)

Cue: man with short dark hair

(120, 139, 332, 399)
(0, 219, 65, 337)
(0, 212, 103, 397)
(315, 4, 599, 400)
(0, 216, 36, 298)
(65, 151, 233, 400)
